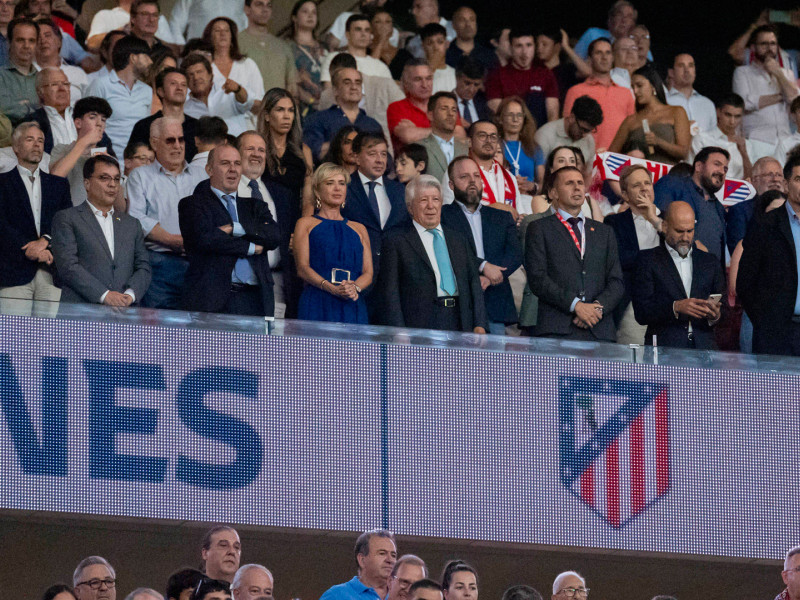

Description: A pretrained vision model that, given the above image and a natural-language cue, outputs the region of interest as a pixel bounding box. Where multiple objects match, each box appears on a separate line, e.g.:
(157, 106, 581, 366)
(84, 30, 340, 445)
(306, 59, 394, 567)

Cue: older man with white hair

(551, 572, 588, 600)
(73, 556, 117, 600)
(231, 564, 274, 600)
(124, 589, 164, 600)
(777, 546, 800, 600)
(376, 174, 487, 332)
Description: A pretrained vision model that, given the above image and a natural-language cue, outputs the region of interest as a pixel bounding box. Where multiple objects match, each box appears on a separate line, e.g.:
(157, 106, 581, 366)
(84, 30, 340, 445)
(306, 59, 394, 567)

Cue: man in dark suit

(725, 156, 784, 253)
(525, 165, 623, 341)
(51, 155, 151, 305)
(178, 144, 281, 316)
(604, 165, 663, 344)
(0, 121, 71, 317)
(342, 132, 409, 294)
(441, 156, 521, 334)
(738, 155, 800, 355)
(377, 174, 488, 333)
(632, 201, 724, 349)
(454, 58, 491, 125)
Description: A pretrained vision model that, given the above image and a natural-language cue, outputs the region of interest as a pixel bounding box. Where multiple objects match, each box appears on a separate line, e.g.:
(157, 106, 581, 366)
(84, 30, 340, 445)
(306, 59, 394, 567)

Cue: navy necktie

(567, 217, 582, 249)
(367, 180, 381, 221)
(247, 179, 263, 202)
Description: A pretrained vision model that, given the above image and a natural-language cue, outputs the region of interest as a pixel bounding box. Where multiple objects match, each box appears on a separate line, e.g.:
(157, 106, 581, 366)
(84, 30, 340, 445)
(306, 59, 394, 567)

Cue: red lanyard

(555, 211, 584, 257)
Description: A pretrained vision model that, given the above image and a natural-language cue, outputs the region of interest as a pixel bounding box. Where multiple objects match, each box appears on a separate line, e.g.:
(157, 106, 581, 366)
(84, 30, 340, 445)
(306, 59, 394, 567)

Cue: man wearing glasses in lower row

(73, 556, 117, 600)
(551, 571, 589, 600)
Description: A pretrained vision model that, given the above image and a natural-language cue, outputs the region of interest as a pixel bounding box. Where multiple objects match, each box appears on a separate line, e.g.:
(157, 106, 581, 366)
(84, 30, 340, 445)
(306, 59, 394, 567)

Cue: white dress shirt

(665, 87, 716, 134)
(212, 59, 265, 130)
(88, 6, 178, 43)
(774, 131, 800, 164)
(87, 202, 137, 303)
(412, 220, 458, 297)
(359, 171, 391, 228)
(689, 126, 775, 179)
(238, 175, 280, 269)
(43, 105, 77, 147)
(17, 164, 42, 235)
(184, 82, 254, 137)
(732, 62, 797, 143)
(328, 11, 400, 48)
(631, 209, 661, 251)
(34, 59, 88, 104)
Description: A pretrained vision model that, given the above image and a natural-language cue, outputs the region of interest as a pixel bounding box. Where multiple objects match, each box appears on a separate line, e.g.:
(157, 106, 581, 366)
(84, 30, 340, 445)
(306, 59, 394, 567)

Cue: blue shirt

(785, 202, 800, 315)
(303, 105, 383, 162)
(210, 186, 257, 284)
(320, 577, 387, 600)
(654, 175, 726, 260)
(503, 140, 544, 181)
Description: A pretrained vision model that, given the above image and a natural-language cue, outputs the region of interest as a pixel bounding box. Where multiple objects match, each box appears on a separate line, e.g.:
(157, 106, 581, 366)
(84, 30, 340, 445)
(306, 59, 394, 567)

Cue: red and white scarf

(479, 160, 518, 208)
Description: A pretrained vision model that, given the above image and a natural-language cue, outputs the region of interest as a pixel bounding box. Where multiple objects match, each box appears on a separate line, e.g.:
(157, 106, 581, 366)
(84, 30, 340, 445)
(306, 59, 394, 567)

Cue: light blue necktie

(427, 228, 456, 296)
(223, 194, 257, 284)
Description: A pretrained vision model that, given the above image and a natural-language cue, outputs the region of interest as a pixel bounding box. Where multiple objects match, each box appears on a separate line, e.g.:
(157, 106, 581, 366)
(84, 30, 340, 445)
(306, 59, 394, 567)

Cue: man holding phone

(631, 201, 724, 349)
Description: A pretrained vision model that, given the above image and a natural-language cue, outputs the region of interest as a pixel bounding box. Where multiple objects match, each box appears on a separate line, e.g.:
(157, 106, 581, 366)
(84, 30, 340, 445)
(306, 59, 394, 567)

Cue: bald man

(631, 201, 724, 349)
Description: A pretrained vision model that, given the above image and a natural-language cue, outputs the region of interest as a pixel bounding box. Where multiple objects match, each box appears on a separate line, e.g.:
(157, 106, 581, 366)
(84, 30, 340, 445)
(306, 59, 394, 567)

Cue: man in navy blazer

(342, 132, 409, 314)
(632, 202, 724, 350)
(0, 121, 71, 316)
(441, 156, 521, 334)
(178, 145, 281, 316)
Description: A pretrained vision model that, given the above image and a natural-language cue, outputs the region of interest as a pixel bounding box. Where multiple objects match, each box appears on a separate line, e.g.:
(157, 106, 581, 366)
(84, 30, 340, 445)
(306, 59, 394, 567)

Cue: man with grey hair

(388, 555, 427, 600)
(376, 175, 487, 332)
(320, 529, 398, 600)
(551, 571, 587, 600)
(231, 564, 274, 600)
(127, 115, 206, 308)
(73, 556, 117, 600)
(777, 546, 800, 600)
(124, 589, 164, 600)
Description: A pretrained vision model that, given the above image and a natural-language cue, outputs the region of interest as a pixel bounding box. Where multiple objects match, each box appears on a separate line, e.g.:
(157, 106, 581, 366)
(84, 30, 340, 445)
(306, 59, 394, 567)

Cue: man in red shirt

(563, 37, 635, 151)
(485, 27, 559, 128)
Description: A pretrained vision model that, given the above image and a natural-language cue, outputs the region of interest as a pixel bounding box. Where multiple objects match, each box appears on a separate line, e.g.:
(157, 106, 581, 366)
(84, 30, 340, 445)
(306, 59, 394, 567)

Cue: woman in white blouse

(202, 17, 266, 116)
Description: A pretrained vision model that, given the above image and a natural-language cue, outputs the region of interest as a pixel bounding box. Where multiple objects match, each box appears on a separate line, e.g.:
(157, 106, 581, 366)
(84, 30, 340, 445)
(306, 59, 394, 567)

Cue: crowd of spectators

(4, 0, 800, 355)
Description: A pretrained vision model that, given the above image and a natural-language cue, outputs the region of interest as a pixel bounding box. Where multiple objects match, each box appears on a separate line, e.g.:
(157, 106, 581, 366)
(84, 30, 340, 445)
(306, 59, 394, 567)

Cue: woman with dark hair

(322, 125, 360, 175)
(441, 560, 479, 600)
(202, 17, 265, 114)
(609, 65, 690, 164)
(370, 10, 412, 80)
(495, 95, 545, 193)
(287, 0, 324, 121)
(529, 146, 597, 218)
(257, 88, 314, 216)
(41, 584, 77, 600)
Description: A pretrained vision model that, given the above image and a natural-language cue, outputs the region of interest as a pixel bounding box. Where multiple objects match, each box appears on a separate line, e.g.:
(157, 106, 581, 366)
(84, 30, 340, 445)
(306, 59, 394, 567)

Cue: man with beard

(632, 201, 724, 349)
(201, 526, 242, 583)
(231, 564, 273, 600)
(441, 156, 522, 334)
(655, 146, 730, 260)
(733, 25, 799, 143)
(418, 91, 467, 183)
(320, 530, 399, 600)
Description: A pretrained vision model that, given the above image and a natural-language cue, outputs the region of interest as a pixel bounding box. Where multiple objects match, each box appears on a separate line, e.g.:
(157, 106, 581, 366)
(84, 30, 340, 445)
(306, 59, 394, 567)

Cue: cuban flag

(559, 376, 670, 529)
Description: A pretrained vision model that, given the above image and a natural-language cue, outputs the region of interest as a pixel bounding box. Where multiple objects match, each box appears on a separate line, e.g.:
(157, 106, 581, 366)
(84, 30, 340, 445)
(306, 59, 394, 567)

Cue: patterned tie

(567, 217, 582, 250)
(223, 194, 257, 284)
(427, 228, 456, 296)
(367, 180, 381, 222)
(247, 179, 263, 201)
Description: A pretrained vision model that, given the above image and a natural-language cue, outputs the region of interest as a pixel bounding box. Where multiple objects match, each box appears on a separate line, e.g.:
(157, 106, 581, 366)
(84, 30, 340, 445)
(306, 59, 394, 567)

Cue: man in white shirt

(325, 0, 399, 50)
(405, 0, 456, 60)
(31, 67, 75, 151)
(775, 96, 800, 164)
(170, 0, 247, 44)
(34, 19, 87, 103)
(733, 24, 799, 143)
(691, 93, 774, 180)
(609, 35, 638, 89)
(421, 23, 456, 94)
(665, 53, 716, 135)
(320, 14, 391, 87)
(87, 0, 178, 50)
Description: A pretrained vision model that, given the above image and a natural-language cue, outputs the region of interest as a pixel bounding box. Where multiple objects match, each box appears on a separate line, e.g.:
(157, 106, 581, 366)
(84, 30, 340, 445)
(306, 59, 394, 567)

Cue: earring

(653, 89, 657, 96)
(341, 200, 346, 209)
(315, 197, 321, 209)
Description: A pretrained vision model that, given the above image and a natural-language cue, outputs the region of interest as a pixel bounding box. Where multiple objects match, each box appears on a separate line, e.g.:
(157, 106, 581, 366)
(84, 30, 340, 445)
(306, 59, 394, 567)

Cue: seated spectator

(442, 156, 522, 334)
(665, 53, 716, 134)
(320, 14, 392, 87)
(395, 143, 428, 182)
(127, 0, 172, 55)
(733, 25, 799, 143)
(130, 67, 200, 161)
(204, 17, 265, 120)
(406, 0, 456, 60)
(388, 556, 428, 600)
(486, 28, 559, 128)
(288, 0, 325, 120)
(691, 93, 774, 180)
(326, 0, 399, 51)
(41, 584, 77, 600)
(630, 25, 651, 69)
(445, 7, 497, 73)
(30, 67, 74, 153)
(88, 29, 125, 86)
(51, 154, 151, 306)
(190, 115, 228, 169)
(295, 161, 372, 324)
(170, 0, 246, 44)
(632, 201, 724, 349)
(303, 66, 382, 163)
(128, 116, 206, 308)
(489, 27, 511, 68)
(50, 96, 115, 206)
(551, 573, 589, 600)
(563, 37, 634, 151)
(654, 146, 729, 260)
(201, 526, 242, 583)
(86, 0, 175, 51)
(72, 557, 117, 600)
(0, 0, 13, 68)
(418, 91, 467, 182)
(574, 0, 638, 59)
(535, 95, 601, 166)
(387, 59, 435, 154)
(86, 35, 153, 158)
(0, 121, 70, 317)
(124, 589, 162, 600)
(0, 18, 39, 125)
(604, 165, 663, 344)
(166, 569, 205, 600)
(319, 530, 398, 600)
(609, 66, 690, 165)
(369, 10, 412, 81)
(495, 95, 543, 194)
(774, 97, 800, 164)
(231, 565, 274, 600)
(609, 35, 638, 89)
(34, 18, 87, 102)
(182, 53, 253, 137)
(121, 139, 153, 203)
(15, 0, 94, 70)
(421, 23, 456, 94)
(409, 580, 442, 600)
(535, 29, 591, 107)
(193, 580, 231, 600)
(441, 561, 479, 600)
(453, 57, 490, 126)
(238, 0, 297, 96)
(322, 124, 359, 174)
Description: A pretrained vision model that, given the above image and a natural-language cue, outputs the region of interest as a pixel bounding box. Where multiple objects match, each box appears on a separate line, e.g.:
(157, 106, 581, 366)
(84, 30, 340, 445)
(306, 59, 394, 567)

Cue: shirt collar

(413, 219, 443, 235)
(154, 158, 191, 175)
(586, 76, 616, 87)
(6, 61, 36, 76)
(44, 104, 72, 120)
(786, 199, 800, 222)
(666, 243, 692, 261)
(17, 164, 40, 179)
(433, 133, 454, 145)
(667, 86, 699, 99)
(557, 207, 584, 223)
(87, 200, 115, 217)
(359, 171, 383, 187)
(458, 200, 481, 216)
(211, 185, 237, 201)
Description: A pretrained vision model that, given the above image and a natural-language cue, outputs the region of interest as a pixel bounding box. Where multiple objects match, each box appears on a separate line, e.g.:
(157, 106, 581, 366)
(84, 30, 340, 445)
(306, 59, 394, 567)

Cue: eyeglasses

(558, 589, 589, 598)
(131, 154, 153, 162)
(93, 174, 122, 185)
(163, 136, 185, 145)
(474, 132, 499, 142)
(41, 81, 70, 89)
(504, 112, 524, 120)
(785, 567, 800, 574)
(76, 579, 116, 590)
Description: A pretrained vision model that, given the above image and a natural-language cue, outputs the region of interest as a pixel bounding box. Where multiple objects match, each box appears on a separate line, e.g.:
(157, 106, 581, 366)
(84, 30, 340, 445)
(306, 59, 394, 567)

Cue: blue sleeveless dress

(298, 216, 368, 324)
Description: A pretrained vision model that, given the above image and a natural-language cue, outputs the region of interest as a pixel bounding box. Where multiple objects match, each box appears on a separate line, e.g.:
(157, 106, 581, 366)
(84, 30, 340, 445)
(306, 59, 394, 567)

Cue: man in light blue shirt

(320, 530, 397, 600)
(85, 35, 152, 158)
(417, 91, 467, 182)
(573, 1, 652, 61)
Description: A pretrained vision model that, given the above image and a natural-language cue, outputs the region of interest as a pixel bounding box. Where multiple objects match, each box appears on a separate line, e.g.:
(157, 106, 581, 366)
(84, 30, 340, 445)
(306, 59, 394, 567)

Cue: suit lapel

(9, 169, 35, 229)
(427, 139, 448, 176)
(348, 177, 381, 229)
(689, 249, 703, 298)
(78, 202, 113, 261)
(552, 215, 582, 260)
(112, 212, 124, 261)
(406, 226, 434, 274)
(778, 207, 796, 256)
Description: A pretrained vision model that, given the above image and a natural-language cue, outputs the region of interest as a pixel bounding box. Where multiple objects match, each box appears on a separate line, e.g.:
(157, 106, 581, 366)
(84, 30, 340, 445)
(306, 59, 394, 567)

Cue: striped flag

(559, 376, 670, 529)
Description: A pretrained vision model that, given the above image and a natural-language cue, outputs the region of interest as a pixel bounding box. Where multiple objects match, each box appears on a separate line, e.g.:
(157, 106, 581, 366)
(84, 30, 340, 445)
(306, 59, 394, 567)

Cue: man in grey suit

(51, 155, 151, 306)
(417, 91, 468, 182)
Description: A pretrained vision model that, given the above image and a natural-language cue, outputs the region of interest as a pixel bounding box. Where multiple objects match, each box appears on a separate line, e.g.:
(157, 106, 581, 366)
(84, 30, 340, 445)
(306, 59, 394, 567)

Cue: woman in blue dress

(496, 95, 545, 195)
(294, 163, 373, 324)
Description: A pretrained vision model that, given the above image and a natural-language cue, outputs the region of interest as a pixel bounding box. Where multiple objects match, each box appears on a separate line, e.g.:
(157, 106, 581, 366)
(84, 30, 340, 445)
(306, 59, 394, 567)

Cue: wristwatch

(354, 284, 362, 293)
